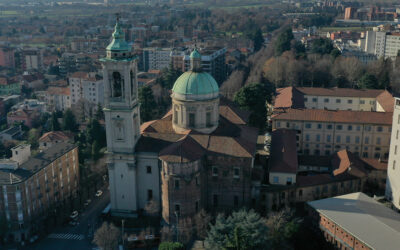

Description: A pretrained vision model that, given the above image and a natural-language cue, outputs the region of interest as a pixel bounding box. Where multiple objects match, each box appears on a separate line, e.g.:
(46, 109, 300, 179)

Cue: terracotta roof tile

(272, 108, 393, 125)
(269, 129, 298, 174)
(297, 87, 386, 98)
(361, 158, 388, 171)
(331, 149, 368, 178)
(159, 135, 205, 163)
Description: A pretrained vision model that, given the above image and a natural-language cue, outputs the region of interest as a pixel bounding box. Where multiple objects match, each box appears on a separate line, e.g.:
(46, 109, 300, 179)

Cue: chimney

(11, 144, 31, 166)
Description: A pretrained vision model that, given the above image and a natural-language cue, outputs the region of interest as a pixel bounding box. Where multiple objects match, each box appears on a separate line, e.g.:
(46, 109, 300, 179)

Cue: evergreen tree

(358, 73, 378, 89)
(205, 210, 269, 250)
(311, 38, 334, 55)
(27, 128, 40, 149)
(62, 109, 77, 132)
(95, 103, 104, 120)
(275, 28, 294, 56)
(139, 85, 157, 122)
(251, 28, 264, 52)
(86, 119, 106, 147)
(50, 112, 61, 131)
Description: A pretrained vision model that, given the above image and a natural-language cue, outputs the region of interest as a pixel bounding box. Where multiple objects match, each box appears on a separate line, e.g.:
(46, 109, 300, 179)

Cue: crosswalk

(48, 233, 85, 241)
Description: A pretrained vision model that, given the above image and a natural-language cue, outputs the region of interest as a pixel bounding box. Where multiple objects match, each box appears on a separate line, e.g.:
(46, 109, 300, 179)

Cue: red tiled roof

(274, 87, 305, 109)
(159, 135, 205, 163)
(331, 149, 368, 178)
(272, 108, 393, 125)
(39, 131, 73, 143)
(376, 90, 394, 112)
(297, 87, 388, 98)
(47, 87, 70, 96)
(70, 71, 88, 79)
(269, 129, 298, 174)
(361, 158, 388, 171)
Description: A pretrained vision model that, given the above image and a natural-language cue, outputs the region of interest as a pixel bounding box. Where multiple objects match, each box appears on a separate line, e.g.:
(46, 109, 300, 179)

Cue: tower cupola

(106, 15, 132, 60)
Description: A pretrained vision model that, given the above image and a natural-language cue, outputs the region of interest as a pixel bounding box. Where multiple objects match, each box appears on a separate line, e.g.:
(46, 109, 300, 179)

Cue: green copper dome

(106, 19, 131, 52)
(190, 48, 201, 59)
(172, 71, 219, 100)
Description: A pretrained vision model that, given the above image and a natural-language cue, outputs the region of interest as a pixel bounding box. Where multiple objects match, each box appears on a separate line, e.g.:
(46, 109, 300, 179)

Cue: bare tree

(93, 222, 120, 250)
(194, 209, 212, 239)
(144, 199, 159, 216)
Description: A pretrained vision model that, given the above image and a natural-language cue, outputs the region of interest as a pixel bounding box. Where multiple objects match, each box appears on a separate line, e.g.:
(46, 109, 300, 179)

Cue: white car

(95, 190, 103, 197)
(70, 210, 79, 220)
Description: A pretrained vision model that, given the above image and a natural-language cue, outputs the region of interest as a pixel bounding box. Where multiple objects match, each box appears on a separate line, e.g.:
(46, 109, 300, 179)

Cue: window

(316, 134, 320, 142)
(374, 153, 380, 159)
(304, 97, 308, 102)
(376, 137, 381, 145)
(287, 177, 292, 185)
(305, 123, 311, 129)
(336, 135, 341, 143)
(146, 166, 152, 174)
(305, 134, 310, 141)
(395, 146, 398, 155)
(189, 113, 195, 127)
(324, 98, 329, 103)
(212, 167, 218, 176)
(365, 137, 369, 144)
(346, 136, 350, 143)
(174, 179, 180, 190)
(213, 195, 218, 207)
(356, 126, 361, 131)
(234, 196, 239, 207)
(277, 122, 281, 128)
(147, 189, 153, 201)
(206, 112, 212, 127)
(397, 130, 399, 140)
(299, 189, 303, 197)
(325, 150, 330, 156)
(360, 100, 365, 104)
(327, 135, 331, 142)
(173, 110, 178, 123)
(175, 204, 181, 216)
(317, 124, 322, 129)
(273, 176, 279, 184)
(355, 136, 360, 143)
(348, 100, 353, 104)
(286, 122, 290, 128)
(233, 168, 240, 179)
(348, 125, 352, 131)
(327, 124, 332, 130)
(315, 149, 320, 155)
(112, 72, 122, 98)
(377, 126, 383, 132)
(336, 125, 343, 130)
(365, 126, 371, 131)
(312, 98, 317, 102)
(336, 99, 341, 103)
(393, 160, 396, 170)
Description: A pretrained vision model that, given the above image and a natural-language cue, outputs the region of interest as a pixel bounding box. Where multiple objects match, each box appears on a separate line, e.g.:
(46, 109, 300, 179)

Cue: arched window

(130, 70, 134, 97)
(112, 72, 122, 98)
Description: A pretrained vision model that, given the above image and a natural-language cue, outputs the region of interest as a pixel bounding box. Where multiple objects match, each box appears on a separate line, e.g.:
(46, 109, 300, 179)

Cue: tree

(311, 38, 334, 55)
(91, 141, 101, 161)
(358, 73, 378, 89)
(253, 28, 264, 52)
(158, 242, 184, 250)
(50, 112, 61, 131)
(86, 119, 105, 146)
(234, 81, 274, 130)
(275, 28, 293, 56)
(194, 209, 212, 239)
(205, 210, 269, 250)
(62, 109, 77, 132)
(93, 222, 120, 250)
(95, 103, 104, 120)
(139, 85, 157, 122)
(27, 128, 40, 149)
(265, 210, 300, 249)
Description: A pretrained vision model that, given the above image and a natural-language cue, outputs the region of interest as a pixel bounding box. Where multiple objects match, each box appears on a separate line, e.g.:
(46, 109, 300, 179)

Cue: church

(101, 18, 259, 223)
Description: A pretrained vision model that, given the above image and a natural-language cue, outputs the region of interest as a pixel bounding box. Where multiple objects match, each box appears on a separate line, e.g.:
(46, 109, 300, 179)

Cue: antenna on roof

(115, 12, 120, 23)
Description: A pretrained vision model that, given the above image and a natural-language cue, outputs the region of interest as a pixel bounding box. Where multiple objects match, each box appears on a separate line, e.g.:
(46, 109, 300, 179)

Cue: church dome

(172, 71, 219, 101)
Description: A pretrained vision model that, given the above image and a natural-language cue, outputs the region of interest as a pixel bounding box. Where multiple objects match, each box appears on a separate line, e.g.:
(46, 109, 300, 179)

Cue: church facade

(102, 18, 259, 222)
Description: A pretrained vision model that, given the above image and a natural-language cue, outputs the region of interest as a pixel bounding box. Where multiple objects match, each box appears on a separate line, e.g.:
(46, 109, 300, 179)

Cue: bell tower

(101, 15, 140, 216)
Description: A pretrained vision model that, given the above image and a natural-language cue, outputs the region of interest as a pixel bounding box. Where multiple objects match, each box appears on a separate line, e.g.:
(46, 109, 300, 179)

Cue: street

(23, 189, 110, 250)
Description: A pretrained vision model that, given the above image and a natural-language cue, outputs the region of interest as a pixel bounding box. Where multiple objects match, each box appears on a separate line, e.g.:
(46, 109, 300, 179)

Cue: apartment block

(386, 97, 400, 210)
(363, 30, 400, 59)
(141, 47, 172, 71)
(0, 142, 79, 242)
(68, 71, 104, 105)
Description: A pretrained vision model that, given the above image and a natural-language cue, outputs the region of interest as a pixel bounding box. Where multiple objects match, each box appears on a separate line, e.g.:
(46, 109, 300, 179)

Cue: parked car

(84, 199, 92, 206)
(95, 190, 103, 197)
(70, 210, 79, 220)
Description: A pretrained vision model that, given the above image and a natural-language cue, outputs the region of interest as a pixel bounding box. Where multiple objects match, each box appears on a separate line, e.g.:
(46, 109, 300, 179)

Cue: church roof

(172, 71, 219, 99)
(106, 18, 131, 52)
(136, 98, 258, 161)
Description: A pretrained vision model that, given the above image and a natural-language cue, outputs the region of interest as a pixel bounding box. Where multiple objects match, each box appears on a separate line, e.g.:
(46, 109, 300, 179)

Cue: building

(307, 192, 400, 250)
(0, 47, 15, 68)
(363, 30, 400, 59)
(44, 87, 71, 112)
(386, 97, 400, 210)
(101, 19, 258, 222)
(20, 48, 43, 71)
(0, 126, 23, 143)
(68, 72, 104, 106)
(0, 77, 20, 96)
(38, 131, 74, 150)
(7, 109, 39, 128)
(0, 142, 79, 242)
(272, 87, 394, 158)
(141, 47, 172, 71)
(344, 7, 357, 20)
(183, 47, 227, 84)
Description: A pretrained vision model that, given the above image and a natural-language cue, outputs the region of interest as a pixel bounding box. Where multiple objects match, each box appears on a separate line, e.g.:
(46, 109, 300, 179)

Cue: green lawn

(319, 26, 373, 32)
(0, 10, 19, 15)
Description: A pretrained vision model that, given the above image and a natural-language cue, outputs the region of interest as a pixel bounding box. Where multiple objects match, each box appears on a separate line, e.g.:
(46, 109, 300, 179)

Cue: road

(26, 189, 110, 250)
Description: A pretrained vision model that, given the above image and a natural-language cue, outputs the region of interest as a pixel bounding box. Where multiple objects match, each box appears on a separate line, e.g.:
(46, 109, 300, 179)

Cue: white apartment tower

(100, 17, 141, 216)
(386, 98, 400, 210)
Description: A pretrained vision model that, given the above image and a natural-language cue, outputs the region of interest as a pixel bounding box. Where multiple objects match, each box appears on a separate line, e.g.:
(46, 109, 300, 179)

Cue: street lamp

(174, 211, 179, 242)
